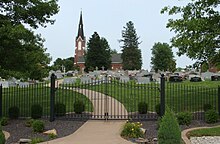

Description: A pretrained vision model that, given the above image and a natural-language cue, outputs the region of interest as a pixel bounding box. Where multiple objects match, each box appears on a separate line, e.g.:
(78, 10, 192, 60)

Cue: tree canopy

(0, 0, 59, 80)
(151, 42, 176, 72)
(120, 21, 142, 70)
(85, 32, 111, 71)
(51, 57, 75, 72)
(161, 0, 220, 65)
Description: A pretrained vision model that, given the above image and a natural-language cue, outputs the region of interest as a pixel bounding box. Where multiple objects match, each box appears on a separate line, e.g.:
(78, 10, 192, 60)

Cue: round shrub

(74, 100, 85, 114)
(155, 103, 161, 115)
(121, 122, 144, 138)
(205, 109, 219, 124)
(31, 104, 43, 119)
(158, 107, 181, 144)
(0, 126, 5, 144)
(8, 106, 20, 119)
(176, 111, 192, 126)
(138, 102, 148, 114)
(54, 103, 66, 117)
(32, 120, 45, 133)
(0, 117, 8, 126)
(203, 104, 213, 112)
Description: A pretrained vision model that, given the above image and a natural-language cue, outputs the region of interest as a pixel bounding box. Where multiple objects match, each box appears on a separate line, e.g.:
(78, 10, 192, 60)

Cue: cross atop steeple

(76, 11, 85, 40)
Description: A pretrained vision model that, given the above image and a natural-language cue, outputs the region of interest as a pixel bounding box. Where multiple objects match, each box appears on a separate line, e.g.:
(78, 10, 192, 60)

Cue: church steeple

(76, 11, 85, 40)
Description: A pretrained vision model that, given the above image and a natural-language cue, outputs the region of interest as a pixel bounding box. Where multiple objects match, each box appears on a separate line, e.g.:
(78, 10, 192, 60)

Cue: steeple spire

(76, 11, 85, 40)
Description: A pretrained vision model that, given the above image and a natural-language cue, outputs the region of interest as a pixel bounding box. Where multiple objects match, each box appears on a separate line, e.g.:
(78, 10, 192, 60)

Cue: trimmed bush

(31, 104, 43, 119)
(0, 125, 5, 144)
(203, 104, 213, 112)
(205, 109, 219, 124)
(176, 111, 192, 126)
(155, 103, 161, 115)
(74, 100, 85, 114)
(138, 102, 148, 114)
(8, 106, 20, 119)
(54, 103, 66, 117)
(32, 120, 44, 133)
(158, 107, 181, 144)
(0, 117, 8, 126)
(121, 121, 144, 138)
(25, 118, 34, 127)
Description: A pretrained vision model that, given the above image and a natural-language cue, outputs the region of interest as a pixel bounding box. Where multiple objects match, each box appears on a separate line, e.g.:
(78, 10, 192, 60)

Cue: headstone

(190, 76, 202, 82)
(119, 76, 130, 83)
(201, 71, 214, 80)
(0, 81, 9, 88)
(81, 77, 91, 84)
(169, 75, 182, 82)
(18, 82, 29, 88)
(137, 77, 150, 84)
(62, 78, 77, 84)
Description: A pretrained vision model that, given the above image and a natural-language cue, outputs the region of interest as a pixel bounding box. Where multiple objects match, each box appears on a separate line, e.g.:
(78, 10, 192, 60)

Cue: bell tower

(74, 11, 86, 66)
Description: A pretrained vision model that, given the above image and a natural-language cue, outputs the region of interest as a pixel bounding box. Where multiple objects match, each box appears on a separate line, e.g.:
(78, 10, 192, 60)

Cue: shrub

(25, 118, 34, 127)
(205, 109, 219, 124)
(54, 103, 66, 116)
(155, 103, 161, 115)
(121, 121, 144, 138)
(74, 100, 85, 114)
(176, 111, 192, 126)
(32, 120, 44, 133)
(203, 104, 213, 112)
(156, 117, 162, 130)
(1, 117, 8, 126)
(0, 126, 5, 144)
(31, 104, 43, 119)
(8, 106, 20, 119)
(138, 102, 148, 114)
(48, 133, 57, 139)
(158, 107, 181, 144)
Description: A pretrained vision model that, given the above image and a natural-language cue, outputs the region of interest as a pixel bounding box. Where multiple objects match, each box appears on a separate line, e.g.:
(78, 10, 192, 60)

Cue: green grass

(187, 126, 220, 137)
(2, 84, 93, 117)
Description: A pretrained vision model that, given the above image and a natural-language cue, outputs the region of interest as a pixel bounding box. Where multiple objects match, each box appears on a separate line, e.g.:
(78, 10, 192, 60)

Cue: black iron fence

(0, 74, 219, 121)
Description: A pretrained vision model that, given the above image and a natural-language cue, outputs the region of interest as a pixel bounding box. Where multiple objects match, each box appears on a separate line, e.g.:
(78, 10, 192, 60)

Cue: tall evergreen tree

(151, 42, 176, 72)
(85, 32, 111, 71)
(120, 21, 142, 70)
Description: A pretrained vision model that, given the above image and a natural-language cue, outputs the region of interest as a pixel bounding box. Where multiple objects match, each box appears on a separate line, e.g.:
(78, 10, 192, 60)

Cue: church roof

(76, 11, 85, 40)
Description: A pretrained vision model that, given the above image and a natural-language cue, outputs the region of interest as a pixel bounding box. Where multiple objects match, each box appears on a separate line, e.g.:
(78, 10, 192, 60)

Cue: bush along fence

(0, 74, 220, 121)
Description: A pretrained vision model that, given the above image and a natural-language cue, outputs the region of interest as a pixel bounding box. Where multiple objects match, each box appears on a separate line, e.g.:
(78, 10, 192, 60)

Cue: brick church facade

(74, 12, 123, 72)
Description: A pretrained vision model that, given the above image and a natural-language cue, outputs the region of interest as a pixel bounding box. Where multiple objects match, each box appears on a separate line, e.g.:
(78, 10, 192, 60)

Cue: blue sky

(36, 0, 194, 70)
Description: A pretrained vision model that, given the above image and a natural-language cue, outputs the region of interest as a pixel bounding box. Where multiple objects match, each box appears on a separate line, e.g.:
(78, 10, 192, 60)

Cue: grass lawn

(2, 84, 93, 118)
(187, 126, 220, 137)
(73, 79, 219, 113)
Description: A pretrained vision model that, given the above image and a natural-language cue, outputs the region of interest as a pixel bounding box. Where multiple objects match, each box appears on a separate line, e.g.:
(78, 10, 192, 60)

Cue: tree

(85, 32, 111, 71)
(120, 21, 142, 70)
(0, 0, 59, 79)
(151, 42, 176, 72)
(161, 0, 220, 65)
(110, 49, 118, 54)
(51, 57, 75, 71)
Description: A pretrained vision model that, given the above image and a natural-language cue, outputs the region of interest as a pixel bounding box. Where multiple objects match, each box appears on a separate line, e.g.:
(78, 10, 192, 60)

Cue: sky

(36, 0, 195, 71)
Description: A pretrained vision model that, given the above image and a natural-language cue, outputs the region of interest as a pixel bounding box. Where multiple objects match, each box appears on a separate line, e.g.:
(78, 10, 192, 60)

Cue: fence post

(0, 85, 2, 118)
(50, 73, 56, 122)
(218, 86, 220, 116)
(104, 74, 108, 120)
(160, 74, 165, 117)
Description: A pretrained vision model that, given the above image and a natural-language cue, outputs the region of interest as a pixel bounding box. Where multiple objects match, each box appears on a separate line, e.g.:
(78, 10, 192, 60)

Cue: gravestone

(81, 77, 91, 84)
(190, 76, 202, 82)
(62, 77, 77, 84)
(119, 76, 130, 83)
(18, 82, 29, 88)
(169, 75, 182, 82)
(137, 77, 150, 84)
(211, 75, 220, 81)
(201, 71, 214, 80)
(0, 81, 9, 88)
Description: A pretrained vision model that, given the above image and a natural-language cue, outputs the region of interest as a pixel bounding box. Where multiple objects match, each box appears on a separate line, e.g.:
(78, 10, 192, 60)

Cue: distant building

(74, 11, 122, 72)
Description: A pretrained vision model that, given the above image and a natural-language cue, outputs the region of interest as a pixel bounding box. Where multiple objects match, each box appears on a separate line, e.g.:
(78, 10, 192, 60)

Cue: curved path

(41, 80, 132, 144)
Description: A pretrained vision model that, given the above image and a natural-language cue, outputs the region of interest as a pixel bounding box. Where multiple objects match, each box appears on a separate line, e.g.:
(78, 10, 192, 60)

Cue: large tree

(0, 0, 59, 79)
(85, 32, 111, 71)
(51, 57, 75, 71)
(161, 0, 220, 68)
(120, 21, 142, 70)
(151, 42, 176, 72)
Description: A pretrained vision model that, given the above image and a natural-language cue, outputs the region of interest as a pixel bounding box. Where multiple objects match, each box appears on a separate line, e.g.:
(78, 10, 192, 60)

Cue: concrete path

(41, 120, 132, 144)
(40, 79, 132, 144)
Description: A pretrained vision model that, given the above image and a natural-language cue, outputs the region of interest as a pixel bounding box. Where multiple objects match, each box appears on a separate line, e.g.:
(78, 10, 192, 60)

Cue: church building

(74, 12, 123, 72)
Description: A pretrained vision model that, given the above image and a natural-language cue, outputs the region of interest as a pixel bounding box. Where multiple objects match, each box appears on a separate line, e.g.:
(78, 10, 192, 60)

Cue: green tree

(110, 49, 118, 54)
(0, 0, 59, 80)
(161, 0, 220, 65)
(51, 57, 75, 71)
(120, 21, 142, 70)
(85, 32, 111, 71)
(151, 42, 176, 72)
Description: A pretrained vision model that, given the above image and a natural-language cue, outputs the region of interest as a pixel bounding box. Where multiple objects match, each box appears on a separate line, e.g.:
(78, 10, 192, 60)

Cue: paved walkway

(41, 79, 132, 144)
